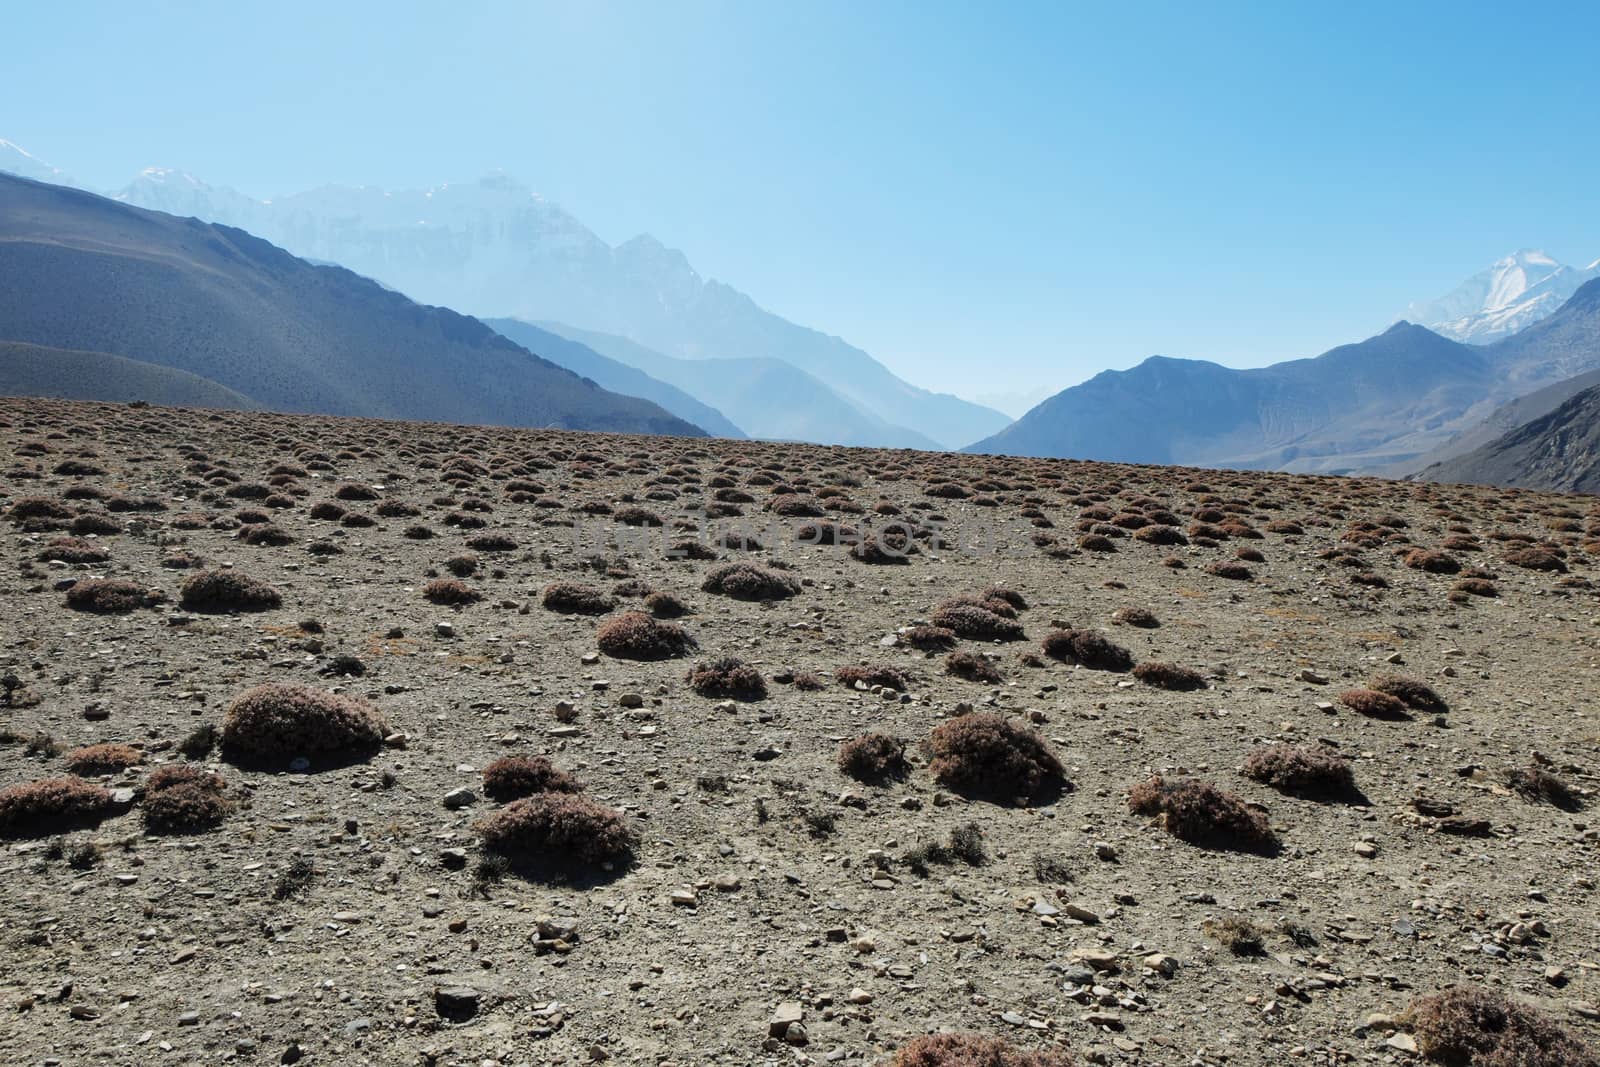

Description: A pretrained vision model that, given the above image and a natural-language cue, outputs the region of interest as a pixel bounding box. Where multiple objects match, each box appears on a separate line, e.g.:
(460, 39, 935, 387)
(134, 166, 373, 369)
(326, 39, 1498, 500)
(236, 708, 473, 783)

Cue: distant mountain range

(969, 279, 1600, 475)
(107, 166, 1007, 450)
(1406, 249, 1600, 344)
(496, 319, 942, 450)
(0, 174, 706, 436)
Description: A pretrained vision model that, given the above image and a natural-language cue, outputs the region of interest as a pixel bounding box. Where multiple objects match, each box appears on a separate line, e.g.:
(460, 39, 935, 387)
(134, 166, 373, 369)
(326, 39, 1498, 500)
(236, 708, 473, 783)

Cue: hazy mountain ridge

(1415, 382, 1600, 492)
(522, 320, 943, 450)
(0, 173, 707, 437)
(109, 165, 1009, 449)
(0, 340, 259, 410)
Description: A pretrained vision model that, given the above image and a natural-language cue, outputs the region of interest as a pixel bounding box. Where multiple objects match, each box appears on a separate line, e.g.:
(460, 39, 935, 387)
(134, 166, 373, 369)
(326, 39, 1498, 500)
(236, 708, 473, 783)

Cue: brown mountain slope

(1415, 382, 1600, 491)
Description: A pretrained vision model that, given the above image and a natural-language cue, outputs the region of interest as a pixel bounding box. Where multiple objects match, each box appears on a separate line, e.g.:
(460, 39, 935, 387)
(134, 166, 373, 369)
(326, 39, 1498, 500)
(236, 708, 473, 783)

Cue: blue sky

(4, 1, 1599, 405)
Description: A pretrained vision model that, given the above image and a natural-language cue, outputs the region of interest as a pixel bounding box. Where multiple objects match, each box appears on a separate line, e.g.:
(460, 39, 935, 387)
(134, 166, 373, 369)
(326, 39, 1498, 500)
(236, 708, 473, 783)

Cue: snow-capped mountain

(1405, 249, 1600, 343)
(108, 166, 1010, 449)
(0, 140, 75, 186)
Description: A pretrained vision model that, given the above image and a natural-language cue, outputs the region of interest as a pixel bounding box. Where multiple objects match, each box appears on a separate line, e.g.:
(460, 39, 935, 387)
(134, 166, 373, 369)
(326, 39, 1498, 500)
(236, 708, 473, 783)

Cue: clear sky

(4, 1, 1599, 406)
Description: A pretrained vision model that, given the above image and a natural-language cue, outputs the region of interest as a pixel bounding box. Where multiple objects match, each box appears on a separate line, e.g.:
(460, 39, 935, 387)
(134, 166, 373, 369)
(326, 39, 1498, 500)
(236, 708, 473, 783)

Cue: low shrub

(64, 742, 143, 776)
(444, 554, 479, 577)
(143, 765, 229, 834)
(466, 532, 517, 552)
(686, 656, 768, 700)
(1133, 524, 1187, 546)
(1207, 561, 1254, 580)
(476, 793, 635, 871)
(701, 563, 801, 601)
(1406, 985, 1597, 1067)
(542, 582, 614, 615)
(889, 1033, 1075, 1067)
(1132, 661, 1206, 691)
(1241, 744, 1354, 797)
(1452, 577, 1498, 597)
(1339, 688, 1411, 719)
(37, 536, 110, 564)
(1204, 916, 1266, 956)
(1405, 548, 1461, 574)
(65, 579, 164, 613)
(945, 651, 1003, 683)
(0, 777, 115, 837)
(221, 683, 389, 766)
(1128, 775, 1278, 853)
(903, 624, 958, 651)
(423, 577, 480, 605)
(179, 570, 282, 612)
(1111, 607, 1159, 628)
(1370, 674, 1448, 714)
(1504, 546, 1567, 572)
(239, 523, 294, 546)
(927, 713, 1066, 804)
(596, 611, 695, 660)
(931, 599, 1025, 642)
(1041, 629, 1133, 672)
(838, 733, 908, 783)
(613, 505, 663, 527)
(645, 591, 690, 618)
(1506, 764, 1584, 812)
(481, 755, 584, 802)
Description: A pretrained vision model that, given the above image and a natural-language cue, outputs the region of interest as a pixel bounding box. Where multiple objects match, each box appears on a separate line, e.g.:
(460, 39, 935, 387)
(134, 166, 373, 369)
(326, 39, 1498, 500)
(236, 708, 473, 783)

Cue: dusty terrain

(1, 396, 1597, 1067)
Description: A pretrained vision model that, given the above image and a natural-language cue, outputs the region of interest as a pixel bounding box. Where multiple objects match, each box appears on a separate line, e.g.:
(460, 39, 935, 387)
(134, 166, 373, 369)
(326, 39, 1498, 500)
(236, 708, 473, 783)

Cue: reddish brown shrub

(423, 577, 480, 605)
(64, 742, 143, 776)
(889, 1032, 1075, 1067)
(838, 733, 909, 783)
(0, 777, 115, 837)
(1452, 577, 1498, 597)
(1405, 549, 1461, 574)
(596, 611, 695, 660)
(7, 496, 73, 524)
(37, 536, 110, 564)
(1041, 630, 1132, 672)
(65, 578, 164, 613)
(1132, 661, 1206, 691)
(645, 591, 690, 618)
(482, 755, 584, 802)
(946, 652, 1003, 683)
(1506, 765, 1584, 812)
(308, 501, 347, 521)
(221, 683, 389, 766)
(1339, 688, 1411, 719)
(904, 624, 958, 650)
(1128, 776, 1278, 854)
(927, 713, 1066, 803)
(1505, 546, 1567, 572)
(1134, 524, 1187, 546)
(701, 563, 801, 601)
(1242, 744, 1355, 797)
(686, 656, 768, 699)
(143, 765, 229, 834)
(542, 582, 614, 615)
(334, 482, 380, 501)
(932, 599, 1025, 642)
(179, 570, 282, 612)
(1351, 571, 1389, 589)
(1111, 606, 1159, 628)
(465, 532, 517, 552)
(476, 793, 635, 870)
(239, 523, 294, 546)
(1406, 985, 1597, 1067)
(836, 663, 909, 691)
(1078, 533, 1116, 552)
(1207, 561, 1254, 580)
(1370, 674, 1448, 714)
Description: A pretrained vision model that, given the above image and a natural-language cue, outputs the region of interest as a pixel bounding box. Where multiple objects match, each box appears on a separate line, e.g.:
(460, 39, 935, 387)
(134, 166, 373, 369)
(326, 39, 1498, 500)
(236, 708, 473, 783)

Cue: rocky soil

(0, 397, 1597, 1066)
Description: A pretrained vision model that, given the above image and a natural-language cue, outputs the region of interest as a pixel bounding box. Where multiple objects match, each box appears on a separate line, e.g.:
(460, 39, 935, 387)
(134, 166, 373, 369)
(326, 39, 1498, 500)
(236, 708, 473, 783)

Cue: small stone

(846, 988, 872, 1004)
(670, 889, 698, 907)
(1354, 841, 1379, 858)
(1142, 953, 1177, 976)
(178, 1010, 201, 1026)
(434, 621, 455, 639)
(434, 986, 481, 1020)
(714, 874, 742, 892)
(440, 848, 469, 871)
(443, 787, 476, 810)
(618, 693, 644, 708)
(1386, 1033, 1418, 1053)
(769, 1001, 804, 1037)
(1299, 668, 1328, 685)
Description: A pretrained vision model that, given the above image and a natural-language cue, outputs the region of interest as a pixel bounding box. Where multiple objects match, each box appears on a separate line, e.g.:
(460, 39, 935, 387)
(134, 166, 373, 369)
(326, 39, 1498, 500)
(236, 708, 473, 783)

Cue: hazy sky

(5, 1, 1599, 404)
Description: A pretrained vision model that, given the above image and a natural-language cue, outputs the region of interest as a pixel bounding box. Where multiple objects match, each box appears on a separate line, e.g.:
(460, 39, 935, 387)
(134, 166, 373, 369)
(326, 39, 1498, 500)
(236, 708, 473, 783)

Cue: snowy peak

(0, 139, 74, 186)
(1406, 249, 1600, 343)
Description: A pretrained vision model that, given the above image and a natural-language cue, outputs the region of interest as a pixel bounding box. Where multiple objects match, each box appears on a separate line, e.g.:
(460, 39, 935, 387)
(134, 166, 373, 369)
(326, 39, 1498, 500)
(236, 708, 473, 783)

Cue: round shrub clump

(143, 765, 230, 834)
(65, 579, 165, 613)
(64, 742, 143, 776)
(1132, 661, 1207, 691)
(838, 733, 909, 783)
(221, 683, 389, 766)
(1041, 629, 1133, 672)
(0, 777, 115, 837)
(1111, 606, 1159, 628)
(890, 1032, 1076, 1067)
(1405, 548, 1461, 574)
(1370, 673, 1448, 714)
(482, 755, 584, 802)
(476, 793, 635, 871)
(179, 570, 282, 612)
(38, 536, 111, 564)
(1339, 688, 1410, 719)
(945, 651, 1003, 684)
(1128, 775, 1278, 854)
(596, 611, 695, 660)
(701, 562, 801, 601)
(1241, 744, 1355, 797)
(1406, 985, 1597, 1067)
(423, 577, 480, 605)
(903, 624, 958, 651)
(685, 656, 767, 700)
(927, 713, 1066, 804)
(542, 582, 614, 615)
(931, 598, 1025, 642)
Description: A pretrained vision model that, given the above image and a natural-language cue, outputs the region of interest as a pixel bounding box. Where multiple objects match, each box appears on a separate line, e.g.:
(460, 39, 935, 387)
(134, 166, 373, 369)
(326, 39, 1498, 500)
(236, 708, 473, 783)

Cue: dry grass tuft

(1405, 985, 1597, 1067)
